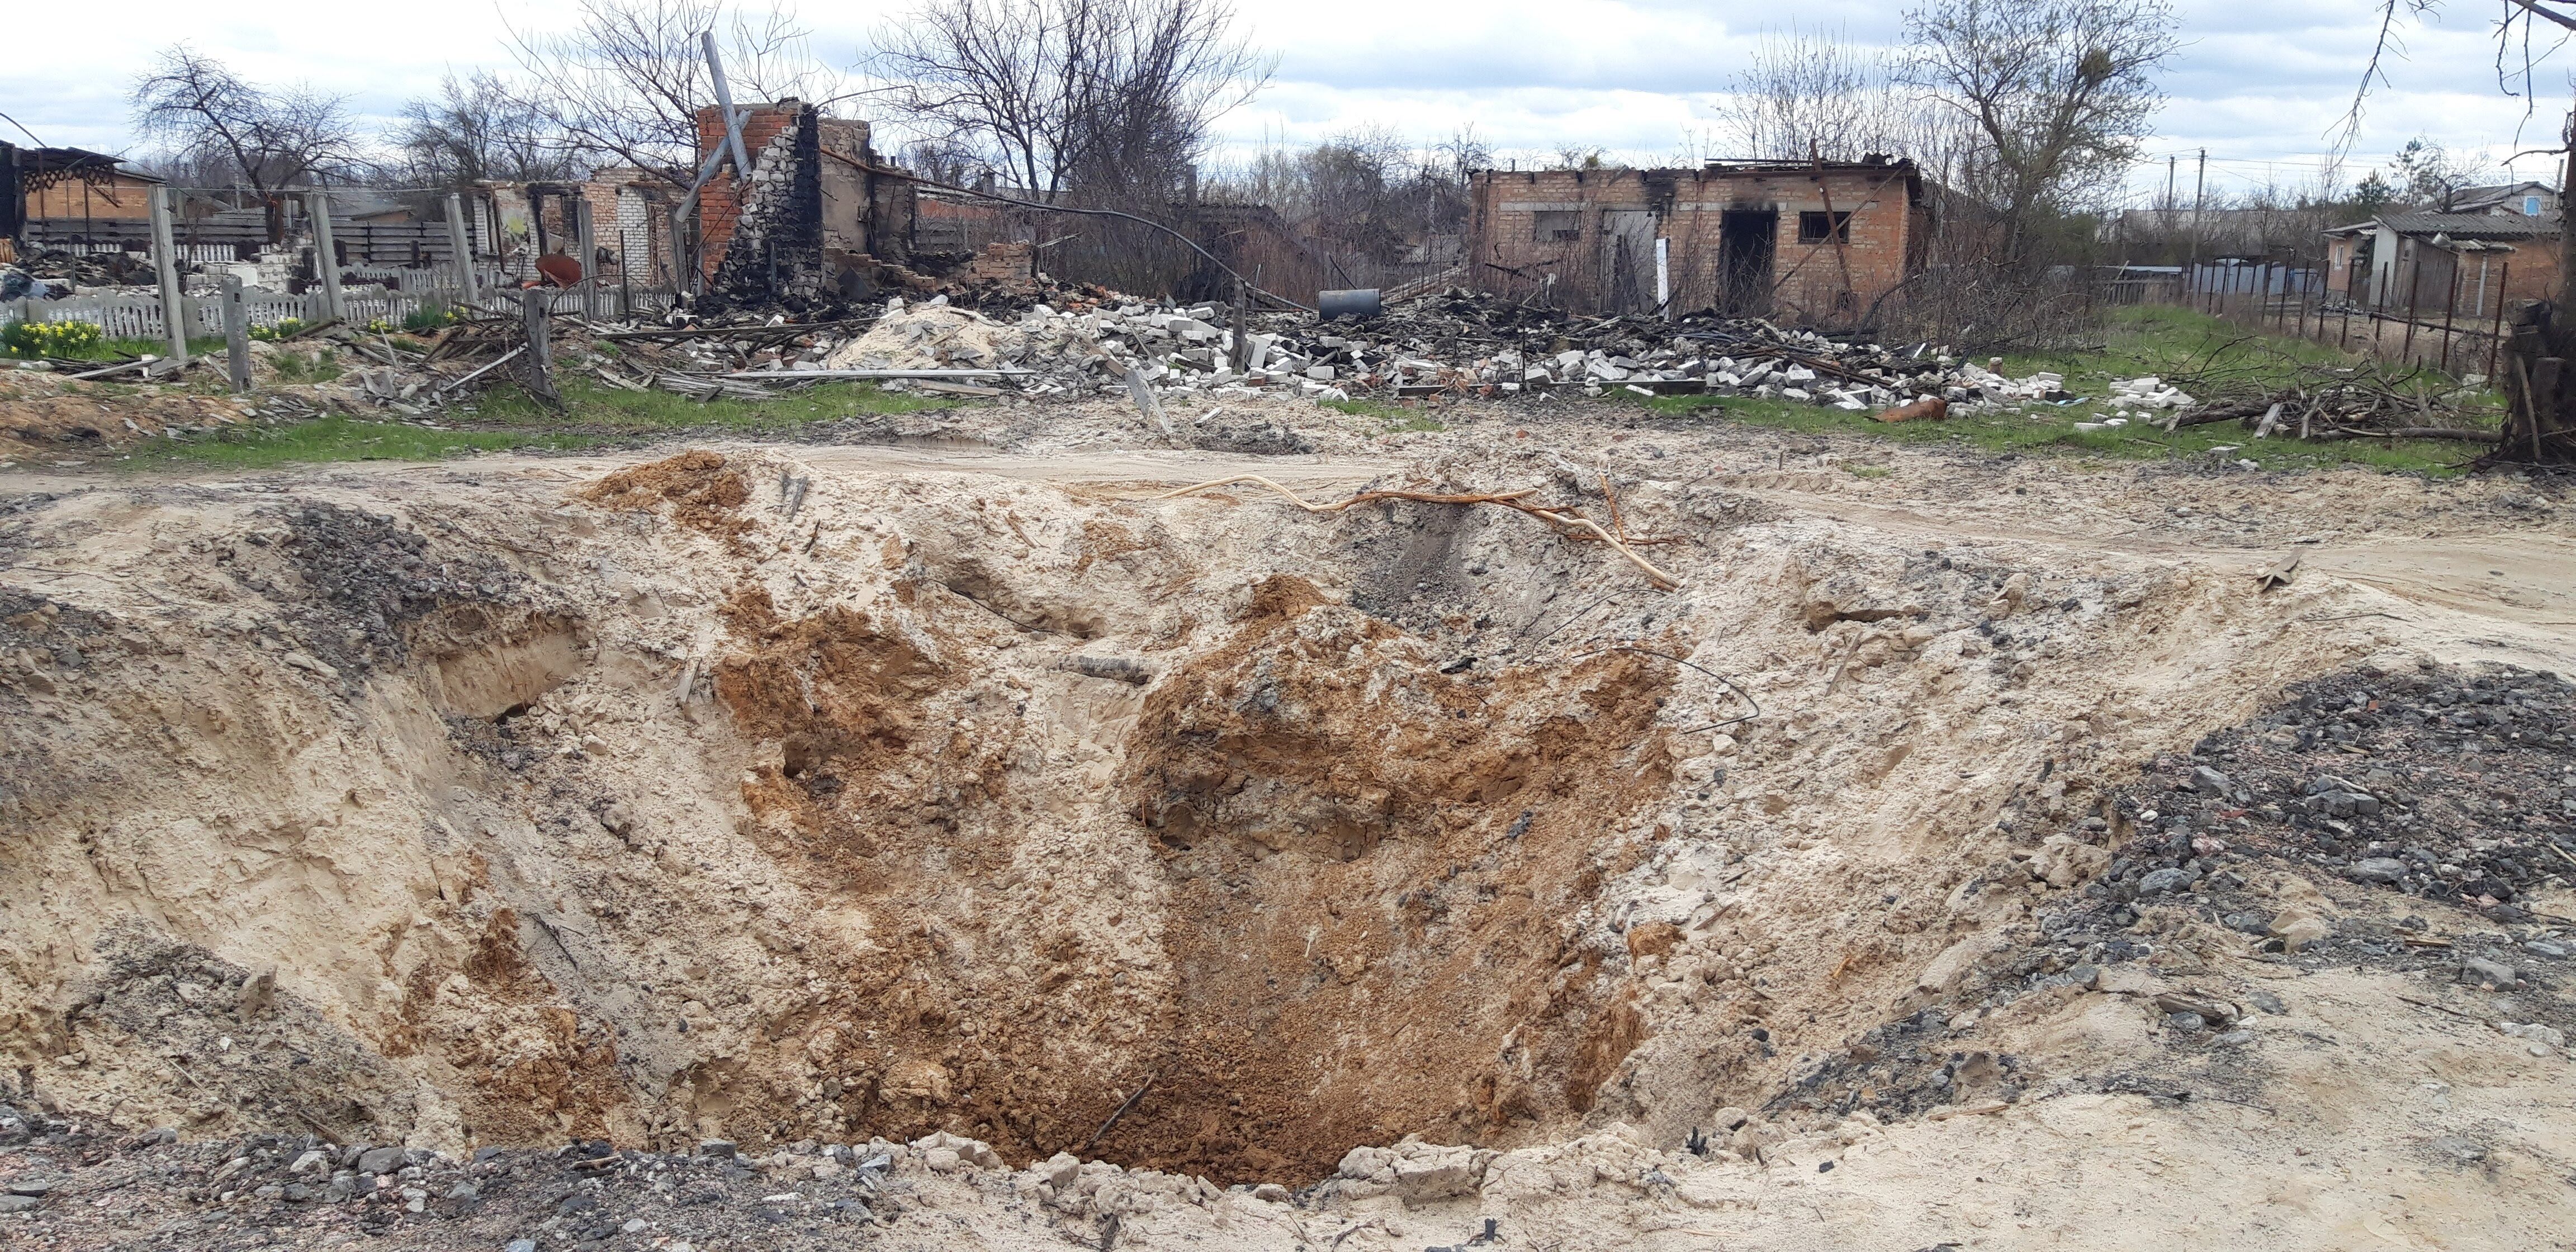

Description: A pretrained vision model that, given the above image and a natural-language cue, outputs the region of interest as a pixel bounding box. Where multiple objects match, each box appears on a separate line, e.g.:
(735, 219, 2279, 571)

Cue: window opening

(1798, 211, 1851, 244)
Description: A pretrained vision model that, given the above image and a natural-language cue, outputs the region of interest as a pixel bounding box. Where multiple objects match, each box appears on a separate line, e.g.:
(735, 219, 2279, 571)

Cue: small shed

(2324, 211, 2558, 319)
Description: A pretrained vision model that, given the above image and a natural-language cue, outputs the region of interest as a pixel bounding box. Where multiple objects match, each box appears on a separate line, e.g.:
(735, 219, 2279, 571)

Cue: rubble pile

(7, 272, 2089, 423)
(786, 288, 2082, 411)
(9, 246, 154, 291)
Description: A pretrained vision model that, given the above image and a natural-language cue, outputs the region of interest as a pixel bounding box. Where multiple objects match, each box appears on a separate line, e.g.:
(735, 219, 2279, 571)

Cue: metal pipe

(1318, 289, 1382, 320)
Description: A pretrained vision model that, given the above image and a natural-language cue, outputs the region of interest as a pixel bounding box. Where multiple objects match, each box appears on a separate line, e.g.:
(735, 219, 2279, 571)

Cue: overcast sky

(6, 0, 2570, 201)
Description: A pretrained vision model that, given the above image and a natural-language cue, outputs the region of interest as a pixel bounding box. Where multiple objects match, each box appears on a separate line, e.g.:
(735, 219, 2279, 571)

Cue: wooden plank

(714, 368, 1030, 380)
(596, 319, 871, 342)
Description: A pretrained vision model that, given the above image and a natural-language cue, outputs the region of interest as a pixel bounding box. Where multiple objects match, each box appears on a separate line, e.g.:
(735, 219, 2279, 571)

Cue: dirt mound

(64, 918, 424, 1139)
(577, 449, 752, 538)
(0, 368, 258, 463)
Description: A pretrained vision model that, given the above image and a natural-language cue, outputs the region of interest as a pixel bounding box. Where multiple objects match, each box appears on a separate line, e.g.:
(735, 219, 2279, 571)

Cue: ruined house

(693, 101, 915, 309)
(1465, 158, 1930, 319)
(4, 144, 165, 249)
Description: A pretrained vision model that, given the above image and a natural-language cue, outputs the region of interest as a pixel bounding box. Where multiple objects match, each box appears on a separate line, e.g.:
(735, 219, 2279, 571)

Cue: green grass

(471, 378, 954, 433)
(127, 416, 598, 468)
(269, 348, 344, 383)
(126, 378, 960, 468)
(1611, 305, 2497, 476)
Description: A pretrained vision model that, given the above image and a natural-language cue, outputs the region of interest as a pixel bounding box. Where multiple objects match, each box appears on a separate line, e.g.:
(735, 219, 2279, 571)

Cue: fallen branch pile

(2162, 348, 2504, 445)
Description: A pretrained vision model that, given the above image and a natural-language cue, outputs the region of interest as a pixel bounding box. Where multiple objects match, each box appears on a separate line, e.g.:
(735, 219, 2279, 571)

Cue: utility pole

(2163, 154, 2179, 263)
(2190, 148, 2207, 266)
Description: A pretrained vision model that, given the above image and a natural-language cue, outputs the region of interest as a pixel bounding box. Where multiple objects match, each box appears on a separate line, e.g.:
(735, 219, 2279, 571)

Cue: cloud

(2, 0, 2561, 198)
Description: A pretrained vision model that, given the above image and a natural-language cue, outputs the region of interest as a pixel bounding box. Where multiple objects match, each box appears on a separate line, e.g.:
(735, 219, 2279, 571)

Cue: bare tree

(897, 138, 989, 188)
(865, 0, 1272, 205)
(1290, 125, 1411, 259)
(1201, 125, 1483, 258)
(2384, 136, 2494, 209)
(392, 72, 580, 187)
(1902, 0, 2179, 269)
(505, 0, 834, 185)
(130, 45, 367, 241)
(1722, 27, 1918, 162)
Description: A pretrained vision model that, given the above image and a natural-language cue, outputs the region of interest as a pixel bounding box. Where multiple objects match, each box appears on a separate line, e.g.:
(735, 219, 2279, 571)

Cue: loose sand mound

(1, 425, 2572, 1249)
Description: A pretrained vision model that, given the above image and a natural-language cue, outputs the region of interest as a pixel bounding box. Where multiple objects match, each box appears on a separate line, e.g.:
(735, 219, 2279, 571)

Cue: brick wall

(1466, 163, 1922, 320)
(695, 102, 830, 310)
(2492, 243, 2558, 306)
(968, 240, 1034, 284)
(694, 105, 799, 278)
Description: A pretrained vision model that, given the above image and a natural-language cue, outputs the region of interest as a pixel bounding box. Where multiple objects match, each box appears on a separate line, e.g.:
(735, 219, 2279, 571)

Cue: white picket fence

(6, 275, 681, 342)
(1, 284, 449, 338)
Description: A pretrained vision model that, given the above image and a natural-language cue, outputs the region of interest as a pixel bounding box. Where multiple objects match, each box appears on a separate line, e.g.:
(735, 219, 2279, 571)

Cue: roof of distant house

(2326, 211, 2560, 240)
(2452, 180, 2553, 202)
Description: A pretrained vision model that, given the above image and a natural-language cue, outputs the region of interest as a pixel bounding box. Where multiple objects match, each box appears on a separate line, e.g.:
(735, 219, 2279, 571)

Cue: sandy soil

(0, 400, 2572, 1250)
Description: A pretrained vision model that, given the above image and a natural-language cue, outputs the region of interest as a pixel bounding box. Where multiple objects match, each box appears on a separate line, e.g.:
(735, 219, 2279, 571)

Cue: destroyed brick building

(1466, 158, 1930, 319)
(693, 101, 915, 310)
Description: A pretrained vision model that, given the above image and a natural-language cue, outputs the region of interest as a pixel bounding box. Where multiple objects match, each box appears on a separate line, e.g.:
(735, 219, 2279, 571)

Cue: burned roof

(1699, 155, 1917, 174)
(1467, 155, 1918, 179)
(10, 146, 160, 182)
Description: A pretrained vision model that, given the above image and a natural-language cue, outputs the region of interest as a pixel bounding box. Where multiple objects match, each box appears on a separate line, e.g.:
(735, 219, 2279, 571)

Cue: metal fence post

(2488, 261, 2511, 381)
(220, 274, 251, 392)
(306, 191, 347, 325)
(2438, 258, 2463, 376)
(148, 187, 189, 365)
(572, 196, 598, 321)
(2400, 255, 2423, 364)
